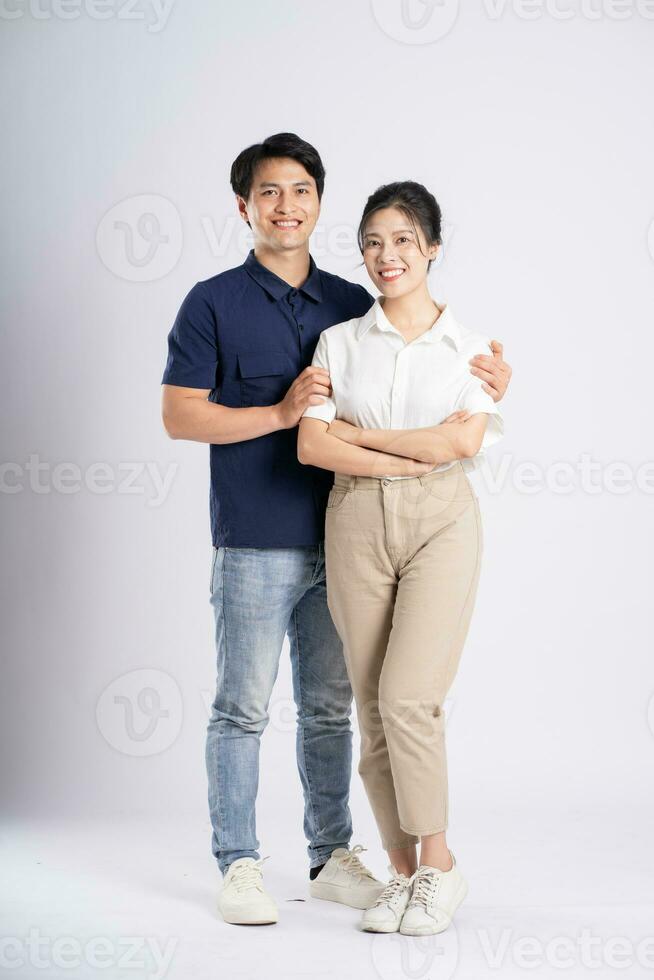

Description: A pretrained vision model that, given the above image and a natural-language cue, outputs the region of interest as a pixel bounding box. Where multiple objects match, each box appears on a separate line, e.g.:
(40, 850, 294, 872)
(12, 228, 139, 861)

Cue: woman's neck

(380, 283, 442, 341)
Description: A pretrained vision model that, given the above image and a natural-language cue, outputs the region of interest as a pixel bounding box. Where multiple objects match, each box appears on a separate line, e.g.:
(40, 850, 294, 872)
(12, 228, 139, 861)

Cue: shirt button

(382, 479, 391, 486)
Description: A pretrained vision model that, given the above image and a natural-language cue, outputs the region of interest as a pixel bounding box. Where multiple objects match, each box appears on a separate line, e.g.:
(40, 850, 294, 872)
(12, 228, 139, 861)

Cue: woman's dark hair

(358, 181, 443, 270)
(230, 132, 326, 200)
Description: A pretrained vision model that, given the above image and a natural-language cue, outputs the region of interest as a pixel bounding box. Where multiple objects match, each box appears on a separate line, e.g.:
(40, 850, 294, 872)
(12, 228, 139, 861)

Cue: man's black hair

(230, 132, 326, 201)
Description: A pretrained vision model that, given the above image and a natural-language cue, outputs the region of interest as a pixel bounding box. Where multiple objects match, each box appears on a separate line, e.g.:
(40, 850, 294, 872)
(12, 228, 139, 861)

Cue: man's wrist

(269, 402, 286, 431)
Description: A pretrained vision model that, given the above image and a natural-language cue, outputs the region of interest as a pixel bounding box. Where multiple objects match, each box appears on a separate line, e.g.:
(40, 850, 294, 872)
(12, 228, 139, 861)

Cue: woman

(297, 181, 504, 935)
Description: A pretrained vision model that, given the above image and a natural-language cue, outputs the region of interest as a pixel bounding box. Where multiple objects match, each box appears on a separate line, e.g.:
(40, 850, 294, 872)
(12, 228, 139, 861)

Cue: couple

(161, 132, 511, 935)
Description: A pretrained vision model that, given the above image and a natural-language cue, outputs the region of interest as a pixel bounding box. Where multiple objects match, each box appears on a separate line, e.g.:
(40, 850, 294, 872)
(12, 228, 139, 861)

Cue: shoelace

(335, 845, 376, 881)
(231, 856, 270, 893)
(407, 867, 441, 909)
(373, 873, 411, 909)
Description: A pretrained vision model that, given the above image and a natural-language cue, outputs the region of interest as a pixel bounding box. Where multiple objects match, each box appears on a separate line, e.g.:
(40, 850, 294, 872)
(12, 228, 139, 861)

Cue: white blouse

(302, 298, 504, 479)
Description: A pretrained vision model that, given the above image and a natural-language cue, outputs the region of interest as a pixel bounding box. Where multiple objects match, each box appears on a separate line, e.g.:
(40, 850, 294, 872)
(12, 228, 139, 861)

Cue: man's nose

(274, 193, 295, 213)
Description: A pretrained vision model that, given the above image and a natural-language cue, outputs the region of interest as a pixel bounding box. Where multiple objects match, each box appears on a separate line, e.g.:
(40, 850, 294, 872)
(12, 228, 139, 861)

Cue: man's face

(237, 156, 320, 252)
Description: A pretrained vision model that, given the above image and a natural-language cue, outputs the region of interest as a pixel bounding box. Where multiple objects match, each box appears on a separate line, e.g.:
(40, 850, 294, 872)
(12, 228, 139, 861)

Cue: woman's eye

(397, 237, 410, 244)
(365, 240, 380, 248)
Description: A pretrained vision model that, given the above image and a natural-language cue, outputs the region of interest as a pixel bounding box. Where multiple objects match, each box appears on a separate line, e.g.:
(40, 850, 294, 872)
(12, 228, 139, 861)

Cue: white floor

(3, 810, 653, 980)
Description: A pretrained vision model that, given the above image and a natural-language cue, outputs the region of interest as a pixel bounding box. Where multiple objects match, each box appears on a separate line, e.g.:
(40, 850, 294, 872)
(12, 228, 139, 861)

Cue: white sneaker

(400, 853, 467, 936)
(217, 857, 278, 925)
(360, 866, 413, 933)
(310, 845, 386, 910)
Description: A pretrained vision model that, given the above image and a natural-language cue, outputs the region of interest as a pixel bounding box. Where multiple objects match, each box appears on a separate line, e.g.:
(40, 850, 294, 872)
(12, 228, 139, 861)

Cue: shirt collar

(244, 249, 323, 302)
(356, 298, 462, 350)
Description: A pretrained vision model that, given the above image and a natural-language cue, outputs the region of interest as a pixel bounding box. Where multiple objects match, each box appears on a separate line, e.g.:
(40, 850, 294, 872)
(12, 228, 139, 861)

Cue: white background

(2, 2, 653, 979)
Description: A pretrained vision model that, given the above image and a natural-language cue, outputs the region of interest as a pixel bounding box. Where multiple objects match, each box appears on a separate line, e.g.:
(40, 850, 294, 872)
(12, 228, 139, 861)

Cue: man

(161, 133, 512, 926)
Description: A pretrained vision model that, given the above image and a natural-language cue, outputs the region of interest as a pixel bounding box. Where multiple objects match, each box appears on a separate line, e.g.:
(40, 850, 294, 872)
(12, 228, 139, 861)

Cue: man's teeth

(380, 269, 404, 279)
(274, 220, 300, 228)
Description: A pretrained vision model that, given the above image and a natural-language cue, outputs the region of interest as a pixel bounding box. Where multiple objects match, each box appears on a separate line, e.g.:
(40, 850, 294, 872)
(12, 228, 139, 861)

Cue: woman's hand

(327, 418, 362, 445)
(443, 410, 471, 424)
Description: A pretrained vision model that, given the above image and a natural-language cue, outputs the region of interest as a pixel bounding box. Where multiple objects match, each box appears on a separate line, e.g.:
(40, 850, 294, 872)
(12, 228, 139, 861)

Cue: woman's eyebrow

(365, 227, 415, 236)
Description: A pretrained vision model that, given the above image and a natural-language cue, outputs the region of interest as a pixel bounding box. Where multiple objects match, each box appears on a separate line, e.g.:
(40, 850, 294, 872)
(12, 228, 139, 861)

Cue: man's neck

(253, 244, 311, 289)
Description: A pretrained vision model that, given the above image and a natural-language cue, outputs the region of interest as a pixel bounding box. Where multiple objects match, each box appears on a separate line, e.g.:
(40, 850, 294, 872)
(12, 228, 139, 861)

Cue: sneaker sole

(219, 908, 278, 926)
(399, 879, 468, 936)
(361, 920, 402, 933)
(310, 880, 384, 911)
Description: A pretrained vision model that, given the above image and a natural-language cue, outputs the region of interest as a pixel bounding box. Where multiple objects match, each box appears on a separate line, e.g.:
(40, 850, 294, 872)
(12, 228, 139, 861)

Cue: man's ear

(236, 195, 250, 226)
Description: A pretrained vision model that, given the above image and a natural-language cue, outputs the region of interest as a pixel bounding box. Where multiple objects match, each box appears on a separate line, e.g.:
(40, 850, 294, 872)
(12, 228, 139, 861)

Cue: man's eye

(297, 188, 309, 194)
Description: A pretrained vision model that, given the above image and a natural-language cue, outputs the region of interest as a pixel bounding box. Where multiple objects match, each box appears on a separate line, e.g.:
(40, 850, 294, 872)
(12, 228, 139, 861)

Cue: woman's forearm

(352, 418, 485, 463)
(298, 422, 430, 477)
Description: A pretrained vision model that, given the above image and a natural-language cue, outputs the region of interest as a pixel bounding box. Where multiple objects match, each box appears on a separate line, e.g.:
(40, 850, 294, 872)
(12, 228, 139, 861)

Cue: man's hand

(275, 367, 332, 429)
(469, 340, 512, 403)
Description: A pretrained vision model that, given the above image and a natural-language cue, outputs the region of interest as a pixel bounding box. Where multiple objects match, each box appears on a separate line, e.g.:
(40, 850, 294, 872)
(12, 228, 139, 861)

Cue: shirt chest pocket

(237, 350, 292, 407)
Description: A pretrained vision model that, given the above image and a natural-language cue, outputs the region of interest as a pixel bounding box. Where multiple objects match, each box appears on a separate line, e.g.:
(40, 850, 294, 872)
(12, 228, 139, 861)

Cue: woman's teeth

(380, 269, 405, 280)
(274, 220, 301, 228)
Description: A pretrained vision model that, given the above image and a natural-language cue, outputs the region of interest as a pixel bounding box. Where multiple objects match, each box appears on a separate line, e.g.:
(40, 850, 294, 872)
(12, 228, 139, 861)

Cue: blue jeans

(205, 544, 353, 874)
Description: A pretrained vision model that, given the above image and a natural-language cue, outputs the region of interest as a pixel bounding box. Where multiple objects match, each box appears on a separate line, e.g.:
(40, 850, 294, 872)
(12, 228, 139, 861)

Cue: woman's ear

(428, 242, 440, 262)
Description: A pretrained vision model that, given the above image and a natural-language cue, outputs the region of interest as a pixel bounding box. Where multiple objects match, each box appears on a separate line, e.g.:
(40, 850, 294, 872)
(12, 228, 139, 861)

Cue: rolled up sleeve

(301, 331, 337, 424)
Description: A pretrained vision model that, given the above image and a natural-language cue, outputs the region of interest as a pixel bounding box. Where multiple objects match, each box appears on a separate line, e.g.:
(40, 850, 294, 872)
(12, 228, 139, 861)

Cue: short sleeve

(455, 340, 504, 455)
(301, 331, 337, 425)
(162, 281, 218, 389)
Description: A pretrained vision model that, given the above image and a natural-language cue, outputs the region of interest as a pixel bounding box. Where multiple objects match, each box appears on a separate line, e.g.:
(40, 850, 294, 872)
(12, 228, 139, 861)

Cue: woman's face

(361, 206, 439, 298)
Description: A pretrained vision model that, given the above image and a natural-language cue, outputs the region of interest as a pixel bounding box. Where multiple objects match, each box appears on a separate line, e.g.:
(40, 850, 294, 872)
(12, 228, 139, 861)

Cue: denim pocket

(209, 547, 218, 594)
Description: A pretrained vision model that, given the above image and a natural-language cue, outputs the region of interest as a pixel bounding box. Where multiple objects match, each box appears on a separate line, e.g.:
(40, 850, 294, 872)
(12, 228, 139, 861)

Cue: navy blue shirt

(162, 250, 374, 548)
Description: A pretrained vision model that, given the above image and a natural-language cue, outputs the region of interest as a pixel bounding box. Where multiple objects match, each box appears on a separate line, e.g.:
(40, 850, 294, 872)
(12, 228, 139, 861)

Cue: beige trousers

(324, 461, 483, 850)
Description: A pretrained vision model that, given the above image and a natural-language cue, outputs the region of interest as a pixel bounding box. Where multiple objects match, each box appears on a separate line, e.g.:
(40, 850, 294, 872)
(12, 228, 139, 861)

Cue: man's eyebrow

(257, 180, 312, 188)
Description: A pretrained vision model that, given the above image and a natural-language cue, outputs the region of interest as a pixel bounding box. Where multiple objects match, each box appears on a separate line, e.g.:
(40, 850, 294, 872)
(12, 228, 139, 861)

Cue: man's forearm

(163, 395, 284, 444)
